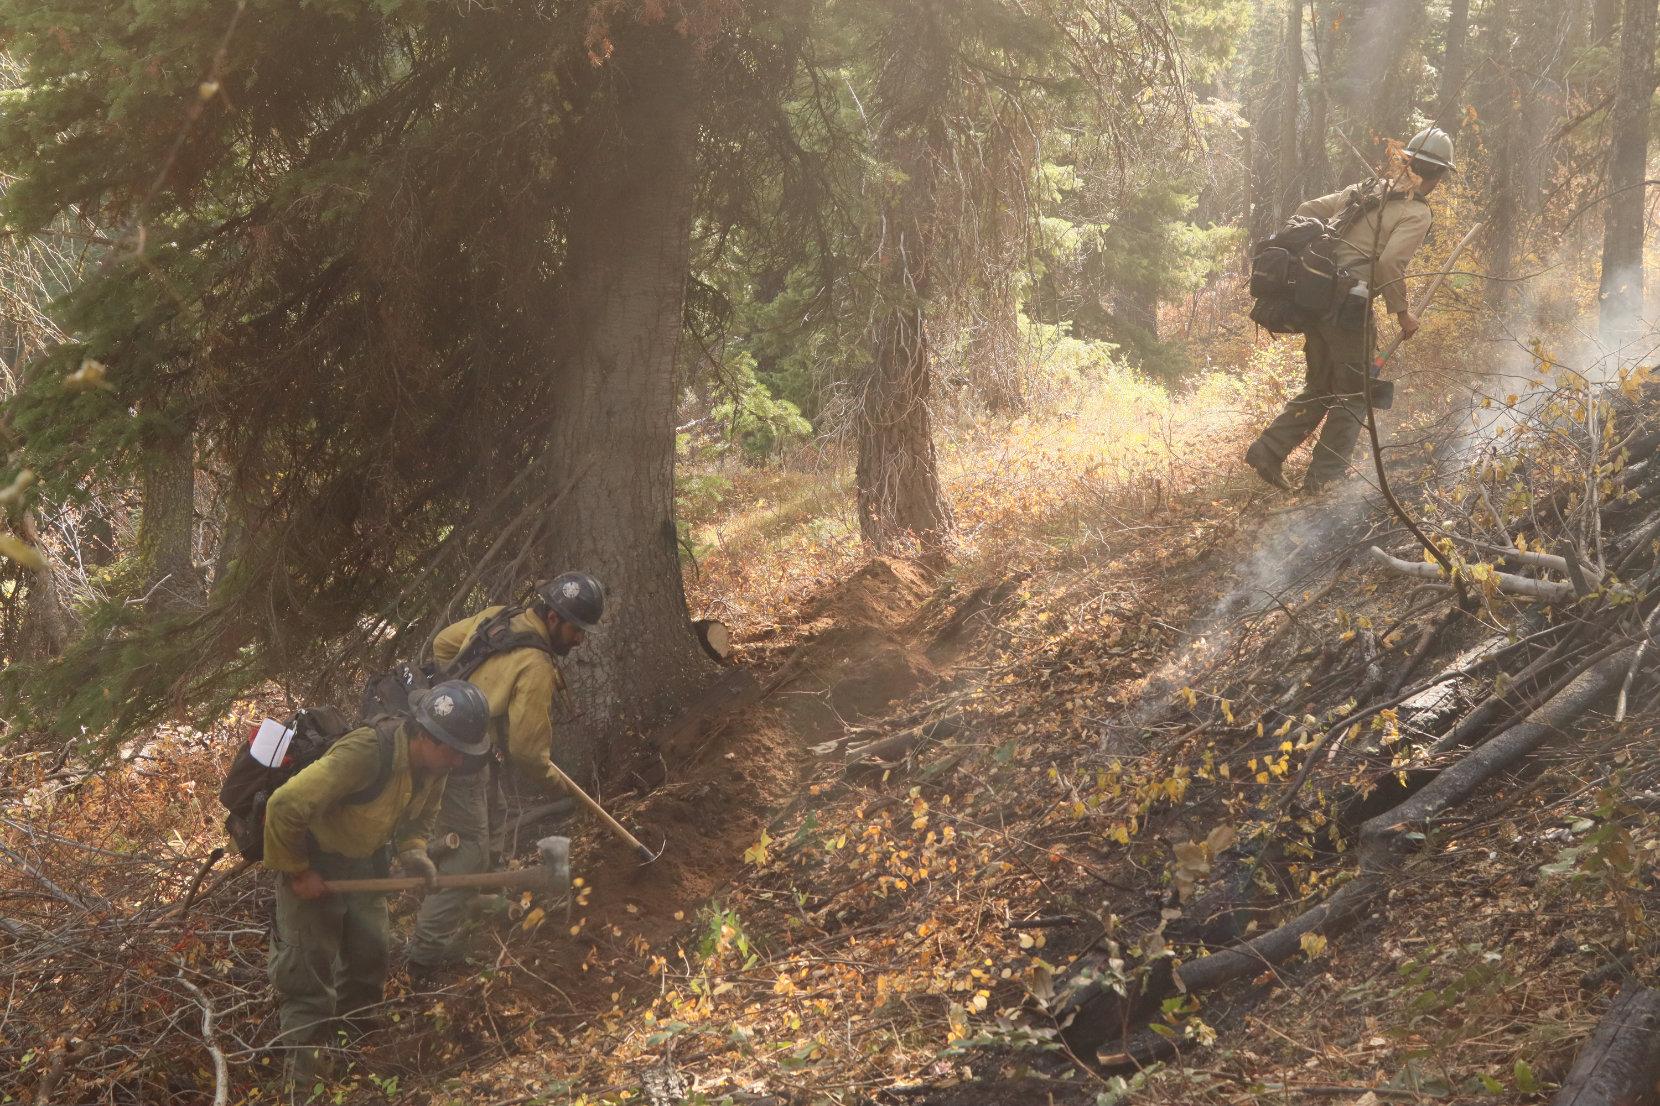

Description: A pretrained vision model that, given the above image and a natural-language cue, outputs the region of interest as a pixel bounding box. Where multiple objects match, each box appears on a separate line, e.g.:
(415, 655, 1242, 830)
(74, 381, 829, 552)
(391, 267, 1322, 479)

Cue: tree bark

(1600, 0, 1659, 345)
(856, 1, 954, 556)
(545, 20, 715, 781)
(965, 282, 1026, 416)
(1552, 985, 1660, 1106)
(1478, 0, 1517, 309)
(1439, 0, 1471, 133)
(1275, 0, 1303, 223)
(136, 422, 201, 611)
(15, 509, 70, 660)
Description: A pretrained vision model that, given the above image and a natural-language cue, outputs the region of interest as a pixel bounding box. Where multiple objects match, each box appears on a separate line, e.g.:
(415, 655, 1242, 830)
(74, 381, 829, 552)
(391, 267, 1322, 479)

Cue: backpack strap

(342, 718, 400, 806)
(442, 606, 555, 681)
(1327, 179, 1381, 237)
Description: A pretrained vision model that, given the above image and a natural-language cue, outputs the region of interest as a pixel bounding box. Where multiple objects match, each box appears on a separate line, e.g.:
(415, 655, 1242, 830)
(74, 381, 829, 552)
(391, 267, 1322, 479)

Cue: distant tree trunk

(15, 510, 70, 660)
(1275, 0, 1304, 222)
(1476, 0, 1517, 309)
(965, 281, 1026, 415)
(966, 111, 1031, 417)
(137, 423, 201, 610)
(1600, 0, 1659, 344)
(1593, 0, 1620, 42)
(1331, 0, 1428, 160)
(1439, 0, 1471, 133)
(1115, 281, 1160, 340)
(546, 20, 714, 779)
(1248, 97, 1280, 241)
(1303, 1, 1333, 195)
(856, 1, 954, 556)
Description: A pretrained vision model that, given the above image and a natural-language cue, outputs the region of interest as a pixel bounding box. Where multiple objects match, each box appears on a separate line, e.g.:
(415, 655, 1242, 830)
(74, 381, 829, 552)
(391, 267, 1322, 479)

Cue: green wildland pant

(269, 850, 391, 1051)
(1252, 315, 1376, 489)
(407, 765, 497, 968)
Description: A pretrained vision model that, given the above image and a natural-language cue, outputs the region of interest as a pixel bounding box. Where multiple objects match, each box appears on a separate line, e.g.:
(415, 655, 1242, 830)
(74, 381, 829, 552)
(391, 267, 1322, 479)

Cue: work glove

(397, 848, 439, 890)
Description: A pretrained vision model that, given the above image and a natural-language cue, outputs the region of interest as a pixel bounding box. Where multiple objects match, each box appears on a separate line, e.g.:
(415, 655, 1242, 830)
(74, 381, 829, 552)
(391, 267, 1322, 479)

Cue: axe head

(536, 835, 571, 897)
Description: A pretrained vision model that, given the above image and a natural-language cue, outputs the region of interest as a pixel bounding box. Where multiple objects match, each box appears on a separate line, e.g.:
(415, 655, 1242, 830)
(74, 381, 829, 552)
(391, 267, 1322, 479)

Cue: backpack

(217, 708, 399, 862)
(359, 606, 555, 719)
(1247, 181, 1382, 335)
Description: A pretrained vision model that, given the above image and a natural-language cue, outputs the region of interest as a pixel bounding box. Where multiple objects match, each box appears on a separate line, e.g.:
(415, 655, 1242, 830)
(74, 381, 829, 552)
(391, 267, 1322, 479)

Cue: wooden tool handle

(323, 867, 550, 894)
(544, 761, 655, 861)
(1374, 220, 1483, 371)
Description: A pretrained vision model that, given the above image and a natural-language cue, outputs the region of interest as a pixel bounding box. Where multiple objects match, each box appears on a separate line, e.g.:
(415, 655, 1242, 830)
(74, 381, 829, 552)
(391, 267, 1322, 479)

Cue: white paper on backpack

(250, 717, 296, 767)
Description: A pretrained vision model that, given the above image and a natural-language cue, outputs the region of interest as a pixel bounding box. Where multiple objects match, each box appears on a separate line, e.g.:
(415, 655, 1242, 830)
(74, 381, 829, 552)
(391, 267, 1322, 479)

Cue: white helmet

(1405, 126, 1456, 173)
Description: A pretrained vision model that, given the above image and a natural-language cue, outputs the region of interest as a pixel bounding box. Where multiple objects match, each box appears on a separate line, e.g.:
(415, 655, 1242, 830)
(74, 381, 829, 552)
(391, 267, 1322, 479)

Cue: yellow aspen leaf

(743, 829, 772, 867)
(1300, 932, 1328, 959)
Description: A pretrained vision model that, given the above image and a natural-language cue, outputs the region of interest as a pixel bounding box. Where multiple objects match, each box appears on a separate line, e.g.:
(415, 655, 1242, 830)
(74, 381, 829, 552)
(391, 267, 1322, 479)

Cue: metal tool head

(535, 835, 571, 891)
(633, 828, 666, 866)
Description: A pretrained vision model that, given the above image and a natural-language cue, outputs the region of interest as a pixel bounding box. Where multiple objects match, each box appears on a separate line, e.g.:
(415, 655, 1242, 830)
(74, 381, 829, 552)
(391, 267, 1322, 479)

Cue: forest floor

(5, 295, 1659, 1106)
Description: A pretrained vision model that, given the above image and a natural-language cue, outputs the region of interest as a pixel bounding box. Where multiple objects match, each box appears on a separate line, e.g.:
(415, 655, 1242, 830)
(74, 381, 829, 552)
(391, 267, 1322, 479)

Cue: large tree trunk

(856, 1, 954, 556)
(545, 20, 714, 782)
(858, 264, 954, 553)
(1275, 0, 1303, 223)
(1439, 0, 1471, 133)
(1600, 0, 1659, 346)
(136, 423, 202, 611)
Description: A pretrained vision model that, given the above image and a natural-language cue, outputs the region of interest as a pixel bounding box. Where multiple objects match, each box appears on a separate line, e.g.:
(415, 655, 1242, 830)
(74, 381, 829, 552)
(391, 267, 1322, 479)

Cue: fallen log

(693, 618, 732, 663)
(1551, 985, 1660, 1106)
(1361, 648, 1633, 865)
(1369, 546, 1577, 604)
(1058, 649, 1637, 1060)
(845, 713, 963, 777)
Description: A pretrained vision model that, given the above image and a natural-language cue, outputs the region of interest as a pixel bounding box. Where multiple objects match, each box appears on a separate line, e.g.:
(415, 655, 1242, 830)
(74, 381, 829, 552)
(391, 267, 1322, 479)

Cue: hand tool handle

(544, 761, 655, 862)
(1374, 220, 1484, 372)
(322, 866, 549, 894)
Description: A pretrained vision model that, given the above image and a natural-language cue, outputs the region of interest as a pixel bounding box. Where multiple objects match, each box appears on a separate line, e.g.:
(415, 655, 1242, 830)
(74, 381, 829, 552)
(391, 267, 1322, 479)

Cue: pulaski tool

(320, 834, 572, 899)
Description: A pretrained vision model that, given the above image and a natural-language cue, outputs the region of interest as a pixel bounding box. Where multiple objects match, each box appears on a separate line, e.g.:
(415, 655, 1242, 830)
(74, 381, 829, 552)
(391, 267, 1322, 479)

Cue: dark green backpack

(217, 708, 398, 862)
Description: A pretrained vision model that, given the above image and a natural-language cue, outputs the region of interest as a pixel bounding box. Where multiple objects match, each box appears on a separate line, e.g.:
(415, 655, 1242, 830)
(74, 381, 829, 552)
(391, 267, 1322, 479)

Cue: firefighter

(1245, 126, 1455, 494)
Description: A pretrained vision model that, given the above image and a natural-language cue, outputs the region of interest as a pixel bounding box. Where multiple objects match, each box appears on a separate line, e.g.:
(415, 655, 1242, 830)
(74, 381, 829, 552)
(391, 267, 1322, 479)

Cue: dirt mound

(798, 556, 934, 631)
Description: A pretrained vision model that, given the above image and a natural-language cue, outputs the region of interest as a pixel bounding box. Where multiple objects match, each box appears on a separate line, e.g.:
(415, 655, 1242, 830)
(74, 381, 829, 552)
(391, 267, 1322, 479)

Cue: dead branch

(1367, 546, 1578, 603)
(1060, 649, 1637, 1060)
(175, 973, 229, 1106)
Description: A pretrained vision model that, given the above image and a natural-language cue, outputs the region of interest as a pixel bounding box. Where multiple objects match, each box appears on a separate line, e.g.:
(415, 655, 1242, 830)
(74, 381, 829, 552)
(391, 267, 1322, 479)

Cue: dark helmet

(536, 572, 605, 631)
(410, 680, 492, 756)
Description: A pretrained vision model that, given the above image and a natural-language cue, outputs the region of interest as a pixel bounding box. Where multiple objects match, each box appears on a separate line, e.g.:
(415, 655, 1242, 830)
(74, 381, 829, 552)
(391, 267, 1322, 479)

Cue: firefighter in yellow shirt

(406, 572, 604, 973)
(264, 680, 490, 1089)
